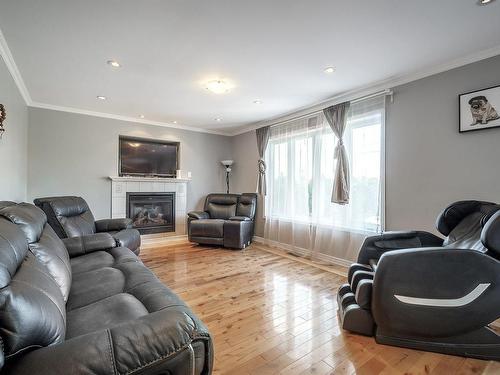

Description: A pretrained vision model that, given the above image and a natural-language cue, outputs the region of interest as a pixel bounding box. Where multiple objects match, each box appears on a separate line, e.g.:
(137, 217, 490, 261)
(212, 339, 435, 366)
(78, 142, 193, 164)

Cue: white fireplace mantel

(108, 176, 191, 183)
(108, 176, 190, 236)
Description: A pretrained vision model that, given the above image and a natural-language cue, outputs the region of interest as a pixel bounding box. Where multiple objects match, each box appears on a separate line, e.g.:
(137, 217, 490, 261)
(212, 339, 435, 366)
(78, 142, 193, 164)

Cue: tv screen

(119, 137, 179, 177)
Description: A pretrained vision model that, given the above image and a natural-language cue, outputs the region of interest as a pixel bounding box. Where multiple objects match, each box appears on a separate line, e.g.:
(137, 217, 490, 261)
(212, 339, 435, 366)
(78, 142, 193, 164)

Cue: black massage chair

(338, 200, 500, 360)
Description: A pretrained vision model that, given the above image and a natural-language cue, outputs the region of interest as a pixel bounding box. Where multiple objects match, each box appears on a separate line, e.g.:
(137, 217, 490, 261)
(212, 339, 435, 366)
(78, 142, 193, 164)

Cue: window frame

(264, 101, 386, 234)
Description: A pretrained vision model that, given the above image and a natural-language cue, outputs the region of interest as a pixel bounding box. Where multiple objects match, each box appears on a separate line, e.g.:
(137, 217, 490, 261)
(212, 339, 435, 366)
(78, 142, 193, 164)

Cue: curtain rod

(268, 89, 393, 129)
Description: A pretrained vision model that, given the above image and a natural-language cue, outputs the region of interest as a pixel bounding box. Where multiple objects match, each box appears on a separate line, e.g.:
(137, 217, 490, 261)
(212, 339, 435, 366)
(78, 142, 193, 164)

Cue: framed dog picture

(459, 84, 500, 133)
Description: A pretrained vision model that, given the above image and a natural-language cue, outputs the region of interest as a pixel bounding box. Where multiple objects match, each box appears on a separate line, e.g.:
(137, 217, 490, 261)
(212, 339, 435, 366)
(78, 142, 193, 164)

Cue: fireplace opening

(126, 192, 175, 234)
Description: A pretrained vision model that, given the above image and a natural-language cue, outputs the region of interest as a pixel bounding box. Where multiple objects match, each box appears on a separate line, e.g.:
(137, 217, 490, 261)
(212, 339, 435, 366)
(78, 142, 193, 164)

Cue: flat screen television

(119, 136, 179, 177)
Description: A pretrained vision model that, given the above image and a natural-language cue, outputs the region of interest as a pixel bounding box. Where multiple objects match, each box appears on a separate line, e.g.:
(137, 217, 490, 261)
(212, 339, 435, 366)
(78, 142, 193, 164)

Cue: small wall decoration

(459, 84, 500, 133)
(0, 104, 5, 138)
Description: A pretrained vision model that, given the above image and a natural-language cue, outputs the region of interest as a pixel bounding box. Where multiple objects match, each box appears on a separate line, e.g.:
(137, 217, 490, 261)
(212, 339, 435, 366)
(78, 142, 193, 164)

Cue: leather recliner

(337, 200, 500, 360)
(34, 196, 141, 255)
(188, 193, 257, 249)
(0, 201, 213, 374)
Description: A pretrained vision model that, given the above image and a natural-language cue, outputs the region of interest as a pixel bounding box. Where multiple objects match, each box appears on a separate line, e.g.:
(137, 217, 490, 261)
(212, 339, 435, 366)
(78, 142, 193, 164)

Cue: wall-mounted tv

(119, 136, 179, 177)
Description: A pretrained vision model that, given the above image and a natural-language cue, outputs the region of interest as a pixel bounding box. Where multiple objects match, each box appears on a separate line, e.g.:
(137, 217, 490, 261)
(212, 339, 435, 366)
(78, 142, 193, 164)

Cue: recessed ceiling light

(107, 60, 121, 68)
(253, 100, 263, 104)
(324, 67, 336, 74)
(172, 120, 178, 124)
(96, 95, 107, 100)
(478, 0, 493, 4)
(215, 118, 222, 122)
(139, 114, 145, 119)
(205, 80, 231, 94)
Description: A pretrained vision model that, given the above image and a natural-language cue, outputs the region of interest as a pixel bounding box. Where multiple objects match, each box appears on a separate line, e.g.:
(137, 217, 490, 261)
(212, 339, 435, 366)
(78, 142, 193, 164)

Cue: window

(265, 96, 384, 233)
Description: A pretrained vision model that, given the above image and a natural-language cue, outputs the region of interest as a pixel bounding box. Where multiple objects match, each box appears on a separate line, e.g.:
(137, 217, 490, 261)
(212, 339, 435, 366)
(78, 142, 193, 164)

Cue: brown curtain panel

(256, 126, 270, 195)
(323, 102, 351, 204)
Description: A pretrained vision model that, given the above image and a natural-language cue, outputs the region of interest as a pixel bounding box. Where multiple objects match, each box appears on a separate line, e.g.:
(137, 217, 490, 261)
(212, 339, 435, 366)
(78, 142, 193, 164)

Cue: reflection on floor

(140, 239, 500, 375)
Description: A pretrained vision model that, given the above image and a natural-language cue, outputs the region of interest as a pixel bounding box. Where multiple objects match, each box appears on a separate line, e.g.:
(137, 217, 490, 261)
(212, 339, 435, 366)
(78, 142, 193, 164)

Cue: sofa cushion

(66, 293, 149, 338)
(69, 247, 138, 275)
(190, 219, 224, 238)
(67, 267, 126, 310)
(66, 260, 188, 338)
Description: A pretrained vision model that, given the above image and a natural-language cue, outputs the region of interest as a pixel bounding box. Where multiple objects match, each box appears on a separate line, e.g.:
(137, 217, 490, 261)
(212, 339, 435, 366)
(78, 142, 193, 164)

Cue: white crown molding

(0, 28, 32, 105)
(29, 101, 230, 136)
(229, 44, 500, 136)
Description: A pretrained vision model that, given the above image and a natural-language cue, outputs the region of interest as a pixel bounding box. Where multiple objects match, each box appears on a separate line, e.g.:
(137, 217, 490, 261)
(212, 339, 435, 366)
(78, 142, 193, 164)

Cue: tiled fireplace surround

(109, 176, 190, 236)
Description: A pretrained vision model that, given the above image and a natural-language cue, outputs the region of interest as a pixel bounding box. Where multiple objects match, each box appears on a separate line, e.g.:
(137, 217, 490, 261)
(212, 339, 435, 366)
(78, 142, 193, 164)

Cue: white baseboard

(253, 236, 352, 268)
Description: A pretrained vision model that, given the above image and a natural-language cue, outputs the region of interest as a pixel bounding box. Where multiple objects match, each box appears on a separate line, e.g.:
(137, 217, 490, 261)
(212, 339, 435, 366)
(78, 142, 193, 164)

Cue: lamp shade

(221, 160, 234, 167)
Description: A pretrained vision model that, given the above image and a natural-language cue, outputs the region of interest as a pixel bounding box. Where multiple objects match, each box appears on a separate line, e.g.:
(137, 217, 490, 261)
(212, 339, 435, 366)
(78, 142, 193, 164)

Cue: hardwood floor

(140, 240, 499, 375)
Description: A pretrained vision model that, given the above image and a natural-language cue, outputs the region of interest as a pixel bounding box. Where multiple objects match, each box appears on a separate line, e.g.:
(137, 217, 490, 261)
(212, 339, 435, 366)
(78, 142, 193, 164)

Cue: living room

(0, 1, 499, 374)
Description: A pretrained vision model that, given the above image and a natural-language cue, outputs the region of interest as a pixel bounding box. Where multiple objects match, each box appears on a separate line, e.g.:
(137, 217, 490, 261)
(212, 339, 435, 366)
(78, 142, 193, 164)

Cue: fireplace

(126, 192, 175, 234)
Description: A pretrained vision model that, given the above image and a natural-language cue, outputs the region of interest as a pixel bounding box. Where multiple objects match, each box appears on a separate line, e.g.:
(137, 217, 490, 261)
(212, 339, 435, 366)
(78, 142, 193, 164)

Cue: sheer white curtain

(264, 96, 385, 263)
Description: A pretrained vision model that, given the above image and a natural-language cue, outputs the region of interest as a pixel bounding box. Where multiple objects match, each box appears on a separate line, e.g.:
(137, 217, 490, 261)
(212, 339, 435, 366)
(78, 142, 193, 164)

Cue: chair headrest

(0, 203, 47, 243)
(34, 196, 90, 217)
(0, 218, 29, 288)
(205, 194, 240, 206)
(435, 200, 500, 236)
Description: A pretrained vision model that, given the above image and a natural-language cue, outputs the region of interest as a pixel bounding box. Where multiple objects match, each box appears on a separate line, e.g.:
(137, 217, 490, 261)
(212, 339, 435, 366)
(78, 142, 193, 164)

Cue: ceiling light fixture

(205, 80, 231, 94)
(324, 66, 336, 74)
(478, 0, 494, 4)
(253, 100, 263, 104)
(139, 114, 145, 119)
(215, 118, 222, 122)
(107, 60, 121, 68)
(172, 120, 178, 124)
(96, 95, 107, 100)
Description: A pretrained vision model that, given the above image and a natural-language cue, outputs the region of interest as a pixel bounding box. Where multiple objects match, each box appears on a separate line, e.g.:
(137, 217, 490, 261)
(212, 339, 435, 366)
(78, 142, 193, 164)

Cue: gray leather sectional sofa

(338, 200, 500, 360)
(0, 201, 213, 374)
(188, 193, 257, 249)
(34, 196, 141, 255)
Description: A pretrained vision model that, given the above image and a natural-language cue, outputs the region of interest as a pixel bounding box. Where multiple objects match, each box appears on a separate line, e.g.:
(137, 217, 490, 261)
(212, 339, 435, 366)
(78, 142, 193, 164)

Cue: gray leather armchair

(338, 200, 500, 360)
(34, 196, 141, 254)
(188, 193, 257, 249)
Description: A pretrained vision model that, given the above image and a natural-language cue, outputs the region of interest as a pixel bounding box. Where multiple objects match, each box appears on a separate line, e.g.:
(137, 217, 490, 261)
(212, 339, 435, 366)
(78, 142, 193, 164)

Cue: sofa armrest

(188, 211, 210, 220)
(223, 220, 254, 249)
(113, 229, 141, 254)
(357, 230, 443, 265)
(6, 309, 213, 375)
(62, 233, 116, 258)
(229, 216, 251, 221)
(95, 218, 133, 232)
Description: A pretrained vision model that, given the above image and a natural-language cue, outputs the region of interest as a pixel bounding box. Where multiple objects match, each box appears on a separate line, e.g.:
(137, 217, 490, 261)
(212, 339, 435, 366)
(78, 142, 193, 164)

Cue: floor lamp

(221, 160, 234, 194)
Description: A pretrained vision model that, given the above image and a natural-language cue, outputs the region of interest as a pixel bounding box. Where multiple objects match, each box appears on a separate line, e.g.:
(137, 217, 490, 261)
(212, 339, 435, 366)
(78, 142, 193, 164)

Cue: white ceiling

(1, 0, 500, 135)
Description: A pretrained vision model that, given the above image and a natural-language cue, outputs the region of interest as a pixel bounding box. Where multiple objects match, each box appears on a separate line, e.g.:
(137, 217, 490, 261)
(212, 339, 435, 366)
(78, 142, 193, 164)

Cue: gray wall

(28, 108, 232, 219)
(0, 56, 28, 201)
(386, 54, 500, 232)
(232, 54, 500, 236)
(230, 130, 265, 235)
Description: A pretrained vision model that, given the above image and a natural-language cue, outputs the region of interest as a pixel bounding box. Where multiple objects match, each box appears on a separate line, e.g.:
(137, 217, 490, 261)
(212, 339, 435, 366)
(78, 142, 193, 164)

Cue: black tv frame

(118, 135, 180, 178)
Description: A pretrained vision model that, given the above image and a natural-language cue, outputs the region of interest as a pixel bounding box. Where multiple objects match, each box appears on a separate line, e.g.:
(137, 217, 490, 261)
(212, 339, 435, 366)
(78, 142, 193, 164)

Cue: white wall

(232, 54, 500, 237)
(28, 108, 232, 219)
(0, 55, 28, 201)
